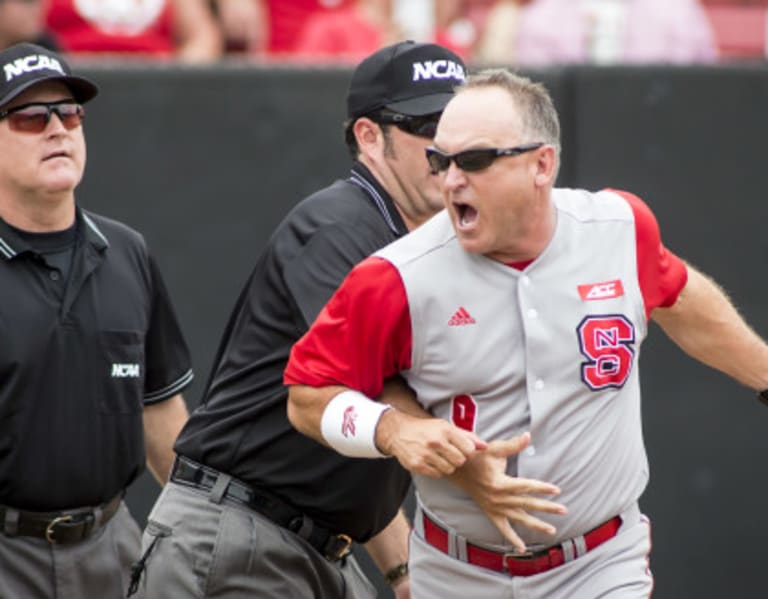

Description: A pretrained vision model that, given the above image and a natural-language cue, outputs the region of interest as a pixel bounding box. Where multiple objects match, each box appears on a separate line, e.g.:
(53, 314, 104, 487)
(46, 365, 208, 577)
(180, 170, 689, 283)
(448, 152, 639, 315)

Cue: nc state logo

(341, 406, 357, 437)
(577, 314, 635, 390)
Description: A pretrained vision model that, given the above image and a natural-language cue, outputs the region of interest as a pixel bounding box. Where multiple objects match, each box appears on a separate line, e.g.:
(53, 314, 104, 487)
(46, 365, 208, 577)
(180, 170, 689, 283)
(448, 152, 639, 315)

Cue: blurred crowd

(1, 0, 766, 66)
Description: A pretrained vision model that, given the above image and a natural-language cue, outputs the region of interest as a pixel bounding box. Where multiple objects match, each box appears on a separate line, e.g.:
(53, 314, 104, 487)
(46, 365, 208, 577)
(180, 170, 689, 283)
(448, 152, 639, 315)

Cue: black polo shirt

(175, 162, 412, 542)
(0, 208, 193, 511)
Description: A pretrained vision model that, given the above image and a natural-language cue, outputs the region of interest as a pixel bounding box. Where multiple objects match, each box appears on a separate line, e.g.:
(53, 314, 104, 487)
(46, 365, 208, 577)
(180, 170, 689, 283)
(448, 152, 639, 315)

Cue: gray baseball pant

(0, 502, 142, 599)
(409, 503, 652, 598)
(135, 481, 377, 598)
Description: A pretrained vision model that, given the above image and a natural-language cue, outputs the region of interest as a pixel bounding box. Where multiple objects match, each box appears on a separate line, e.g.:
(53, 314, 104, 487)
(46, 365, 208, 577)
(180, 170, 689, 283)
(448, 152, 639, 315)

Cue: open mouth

(456, 203, 478, 227)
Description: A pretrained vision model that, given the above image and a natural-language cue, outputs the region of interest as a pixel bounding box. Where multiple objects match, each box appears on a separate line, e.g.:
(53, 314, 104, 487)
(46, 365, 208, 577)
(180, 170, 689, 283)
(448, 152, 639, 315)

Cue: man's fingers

(407, 463, 446, 478)
(417, 426, 487, 470)
(426, 451, 464, 477)
(504, 477, 562, 497)
(467, 431, 488, 451)
(520, 496, 567, 515)
(490, 516, 527, 554)
(447, 429, 487, 456)
(507, 509, 558, 537)
(489, 510, 558, 551)
(484, 490, 567, 515)
(390, 418, 490, 478)
(486, 432, 531, 458)
(401, 447, 467, 477)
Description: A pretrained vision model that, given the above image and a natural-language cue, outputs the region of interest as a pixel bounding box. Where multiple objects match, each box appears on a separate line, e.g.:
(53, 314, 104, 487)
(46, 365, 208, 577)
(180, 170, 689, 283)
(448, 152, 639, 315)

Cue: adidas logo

(448, 306, 476, 326)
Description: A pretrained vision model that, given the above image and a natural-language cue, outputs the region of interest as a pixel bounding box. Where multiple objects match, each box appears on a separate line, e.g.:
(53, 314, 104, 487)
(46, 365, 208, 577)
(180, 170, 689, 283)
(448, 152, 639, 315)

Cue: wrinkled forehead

(435, 87, 524, 150)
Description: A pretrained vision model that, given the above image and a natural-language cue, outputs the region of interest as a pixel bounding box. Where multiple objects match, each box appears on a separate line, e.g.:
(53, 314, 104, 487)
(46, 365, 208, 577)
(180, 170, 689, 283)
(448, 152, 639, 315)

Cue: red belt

(422, 512, 622, 577)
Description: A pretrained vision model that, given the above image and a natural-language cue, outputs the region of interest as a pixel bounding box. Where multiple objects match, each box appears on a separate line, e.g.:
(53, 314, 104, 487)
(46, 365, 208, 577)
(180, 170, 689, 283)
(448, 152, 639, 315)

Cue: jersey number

(577, 315, 636, 390)
(451, 394, 477, 432)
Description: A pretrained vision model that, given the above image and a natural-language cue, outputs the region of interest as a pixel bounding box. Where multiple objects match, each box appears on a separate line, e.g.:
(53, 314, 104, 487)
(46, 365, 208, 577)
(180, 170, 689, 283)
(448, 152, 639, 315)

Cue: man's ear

(534, 145, 557, 188)
(354, 117, 383, 155)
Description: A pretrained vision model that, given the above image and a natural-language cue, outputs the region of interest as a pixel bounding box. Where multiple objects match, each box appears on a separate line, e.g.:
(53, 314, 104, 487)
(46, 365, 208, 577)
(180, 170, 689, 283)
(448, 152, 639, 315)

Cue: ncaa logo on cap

(0, 43, 98, 108)
(4, 54, 65, 82)
(412, 60, 465, 82)
(347, 41, 467, 119)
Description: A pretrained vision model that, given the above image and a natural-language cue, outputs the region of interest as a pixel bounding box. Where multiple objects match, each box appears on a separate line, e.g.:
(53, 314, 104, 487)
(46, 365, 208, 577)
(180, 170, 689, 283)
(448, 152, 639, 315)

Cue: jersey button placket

(526, 378, 544, 460)
(518, 273, 541, 467)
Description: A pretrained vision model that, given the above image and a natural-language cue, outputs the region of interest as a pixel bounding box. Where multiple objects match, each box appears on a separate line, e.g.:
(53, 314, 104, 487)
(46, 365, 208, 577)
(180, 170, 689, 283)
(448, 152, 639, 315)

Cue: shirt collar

(0, 207, 109, 260)
(349, 161, 409, 237)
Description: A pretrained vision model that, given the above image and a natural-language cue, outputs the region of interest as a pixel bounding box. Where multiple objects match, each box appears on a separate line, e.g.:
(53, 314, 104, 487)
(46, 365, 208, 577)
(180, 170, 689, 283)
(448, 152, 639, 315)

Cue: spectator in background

(45, 0, 223, 63)
(0, 0, 58, 51)
(515, 0, 717, 66)
(213, 0, 267, 54)
(263, 0, 352, 58)
(292, 0, 488, 64)
(215, 0, 494, 63)
(294, 0, 404, 63)
(433, 0, 479, 61)
(214, 0, 356, 59)
(473, 0, 527, 64)
(388, 0, 502, 64)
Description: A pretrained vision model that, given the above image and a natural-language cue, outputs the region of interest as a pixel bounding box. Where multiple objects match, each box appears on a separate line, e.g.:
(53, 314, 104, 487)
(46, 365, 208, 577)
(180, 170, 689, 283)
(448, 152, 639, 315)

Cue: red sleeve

(611, 190, 688, 320)
(284, 257, 412, 399)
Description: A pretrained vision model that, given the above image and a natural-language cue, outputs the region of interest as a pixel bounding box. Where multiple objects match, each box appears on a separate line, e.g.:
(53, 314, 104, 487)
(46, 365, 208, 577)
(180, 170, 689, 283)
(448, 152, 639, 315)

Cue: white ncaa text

(412, 60, 465, 82)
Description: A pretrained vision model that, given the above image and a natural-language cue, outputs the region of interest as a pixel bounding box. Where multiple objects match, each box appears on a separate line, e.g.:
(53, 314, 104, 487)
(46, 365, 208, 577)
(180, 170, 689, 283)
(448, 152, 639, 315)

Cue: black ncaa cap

(0, 43, 98, 108)
(347, 41, 466, 119)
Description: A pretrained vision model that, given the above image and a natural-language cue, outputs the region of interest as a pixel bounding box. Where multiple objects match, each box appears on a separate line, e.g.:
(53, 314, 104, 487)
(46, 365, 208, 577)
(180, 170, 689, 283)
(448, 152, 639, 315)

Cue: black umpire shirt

(175, 162, 412, 542)
(0, 208, 193, 511)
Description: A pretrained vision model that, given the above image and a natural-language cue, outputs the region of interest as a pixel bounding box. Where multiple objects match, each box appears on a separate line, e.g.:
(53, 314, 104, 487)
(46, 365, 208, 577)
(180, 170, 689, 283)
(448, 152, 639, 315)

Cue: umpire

(0, 43, 193, 598)
(133, 41, 466, 598)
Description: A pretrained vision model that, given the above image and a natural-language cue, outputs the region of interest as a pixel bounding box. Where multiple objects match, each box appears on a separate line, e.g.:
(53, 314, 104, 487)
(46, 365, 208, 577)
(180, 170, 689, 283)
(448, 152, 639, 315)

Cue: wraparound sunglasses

(0, 101, 85, 134)
(426, 142, 544, 173)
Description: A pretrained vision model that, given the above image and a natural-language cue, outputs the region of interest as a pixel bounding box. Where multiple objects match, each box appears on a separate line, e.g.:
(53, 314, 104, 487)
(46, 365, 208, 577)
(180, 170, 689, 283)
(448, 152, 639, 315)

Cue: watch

(384, 562, 409, 586)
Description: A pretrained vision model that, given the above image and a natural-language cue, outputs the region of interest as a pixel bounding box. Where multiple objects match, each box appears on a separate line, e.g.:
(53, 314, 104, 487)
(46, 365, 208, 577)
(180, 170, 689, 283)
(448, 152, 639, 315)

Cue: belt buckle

(502, 548, 537, 573)
(325, 533, 352, 561)
(45, 515, 73, 544)
(503, 548, 536, 562)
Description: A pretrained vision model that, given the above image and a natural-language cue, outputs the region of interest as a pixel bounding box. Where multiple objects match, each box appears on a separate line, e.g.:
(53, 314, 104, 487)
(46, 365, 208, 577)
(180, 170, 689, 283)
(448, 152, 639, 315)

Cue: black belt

(171, 456, 353, 561)
(0, 493, 123, 545)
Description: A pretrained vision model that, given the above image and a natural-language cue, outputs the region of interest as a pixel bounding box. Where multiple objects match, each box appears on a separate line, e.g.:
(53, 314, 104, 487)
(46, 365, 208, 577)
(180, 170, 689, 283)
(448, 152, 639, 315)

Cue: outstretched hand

(449, 432, 567, 554)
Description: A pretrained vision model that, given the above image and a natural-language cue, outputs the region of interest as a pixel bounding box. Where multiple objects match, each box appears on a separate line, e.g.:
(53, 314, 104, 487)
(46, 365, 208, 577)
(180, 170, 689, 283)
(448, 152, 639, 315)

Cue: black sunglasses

(425, 142, 544, 173)
(0, 101, 85, 134)
(371, 110, 441, 139)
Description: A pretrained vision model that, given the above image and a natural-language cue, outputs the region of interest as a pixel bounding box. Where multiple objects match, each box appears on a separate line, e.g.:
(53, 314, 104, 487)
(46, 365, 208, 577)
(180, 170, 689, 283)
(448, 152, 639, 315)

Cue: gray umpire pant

(135, 481, 378, 598)
(0, 502, 142, 599)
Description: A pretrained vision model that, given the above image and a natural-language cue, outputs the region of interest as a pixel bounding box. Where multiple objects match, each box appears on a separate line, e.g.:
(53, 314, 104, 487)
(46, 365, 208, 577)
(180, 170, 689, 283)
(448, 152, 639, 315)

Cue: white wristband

(320, 390, 391, 458)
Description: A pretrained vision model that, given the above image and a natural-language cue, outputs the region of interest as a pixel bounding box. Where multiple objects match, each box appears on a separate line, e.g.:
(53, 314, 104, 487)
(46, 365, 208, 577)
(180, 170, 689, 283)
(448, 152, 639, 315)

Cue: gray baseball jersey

(286, 187, 687, 550)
